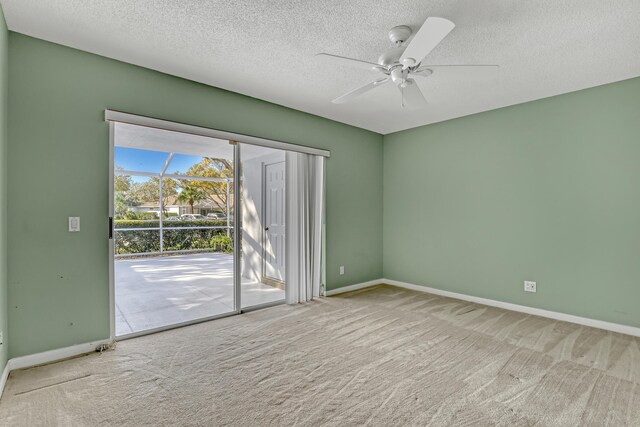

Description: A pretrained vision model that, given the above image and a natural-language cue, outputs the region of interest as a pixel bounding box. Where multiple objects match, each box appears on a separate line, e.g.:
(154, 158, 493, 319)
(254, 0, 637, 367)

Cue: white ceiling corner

(1, 0, 639, 134)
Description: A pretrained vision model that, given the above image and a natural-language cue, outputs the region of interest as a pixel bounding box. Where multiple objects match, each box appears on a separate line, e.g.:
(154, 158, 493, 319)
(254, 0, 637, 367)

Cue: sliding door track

(115, 300, 285, 342)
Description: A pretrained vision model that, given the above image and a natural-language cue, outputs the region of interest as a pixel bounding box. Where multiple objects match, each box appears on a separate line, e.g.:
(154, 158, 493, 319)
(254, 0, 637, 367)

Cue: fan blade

(316, 53, 383, 71)
(399, 79, 427, 109)
(413, 64, 499, 77)
(400, 17, 455, 68)
(417, 64, 499, 71)
(413, 65, 500, 80)
(411, 68, 434, 78)
(332, 78, 390, 104)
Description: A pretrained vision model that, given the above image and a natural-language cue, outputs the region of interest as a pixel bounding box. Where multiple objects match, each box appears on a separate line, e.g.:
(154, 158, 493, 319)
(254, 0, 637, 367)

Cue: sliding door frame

(108, 122, 116, 340)
(107, 111, 330, 341)
(108, 126, 242, 341)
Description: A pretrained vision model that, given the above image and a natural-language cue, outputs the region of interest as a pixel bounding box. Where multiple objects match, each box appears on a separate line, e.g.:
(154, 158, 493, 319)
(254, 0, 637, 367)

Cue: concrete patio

(115, 253, 285, 336)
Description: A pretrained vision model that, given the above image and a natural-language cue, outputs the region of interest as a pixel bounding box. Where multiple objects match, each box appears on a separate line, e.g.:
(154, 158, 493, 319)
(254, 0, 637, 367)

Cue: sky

(114, 147, 206, 183)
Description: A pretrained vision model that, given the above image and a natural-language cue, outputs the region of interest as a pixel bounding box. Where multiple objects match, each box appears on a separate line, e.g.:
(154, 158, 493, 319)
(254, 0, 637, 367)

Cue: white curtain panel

(285, 152, 325, 304)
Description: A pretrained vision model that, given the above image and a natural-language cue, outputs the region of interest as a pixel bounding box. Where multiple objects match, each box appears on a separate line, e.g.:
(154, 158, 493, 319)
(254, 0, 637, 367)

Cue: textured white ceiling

(2, 0, 639, 134)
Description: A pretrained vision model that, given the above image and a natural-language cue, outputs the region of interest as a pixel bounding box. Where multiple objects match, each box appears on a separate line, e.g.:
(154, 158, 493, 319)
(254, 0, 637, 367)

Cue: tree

(114, 167, 134, 218)
(113, 169, 180, 218)
(114, 169, 132, 192)
(176, 186, 205, 214)
(126, 177, 178, 215)
(158, 178, 178, 215)
(184, 158, 233, 213)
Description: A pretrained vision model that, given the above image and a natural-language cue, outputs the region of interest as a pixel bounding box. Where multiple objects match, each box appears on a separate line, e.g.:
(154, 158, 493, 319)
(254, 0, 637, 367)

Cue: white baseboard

(0, 361, 9, 399)
(3, 279, 638, 398)
(325, 279, 384, 296)
(7, 339, 111, 372)
(326, 278, 640, 338)
(384, 278, 640, 338)
(0, 339, 111, 399)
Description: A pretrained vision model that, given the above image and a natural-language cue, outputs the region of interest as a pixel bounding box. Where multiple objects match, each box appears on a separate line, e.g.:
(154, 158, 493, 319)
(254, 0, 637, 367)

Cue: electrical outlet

(68, 217, 80, 232)
(524, 281, 537, 293)
(339, 266, 345, 275)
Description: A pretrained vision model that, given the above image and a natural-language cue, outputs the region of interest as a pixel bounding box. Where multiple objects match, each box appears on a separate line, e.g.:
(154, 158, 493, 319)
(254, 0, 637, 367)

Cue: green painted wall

(0, 6, 8, 373)
(7, 33, 383, 358)
(7, 27, 639, 360)
(384, 77, 640, 328)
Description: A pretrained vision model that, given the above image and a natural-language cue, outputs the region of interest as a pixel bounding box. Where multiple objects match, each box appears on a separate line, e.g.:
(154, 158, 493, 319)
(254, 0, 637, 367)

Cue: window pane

(169, 155, 233, 178)
(170, 178, 232, 220)
(114, 175, 160, 226)
(114, 147, 169, 174)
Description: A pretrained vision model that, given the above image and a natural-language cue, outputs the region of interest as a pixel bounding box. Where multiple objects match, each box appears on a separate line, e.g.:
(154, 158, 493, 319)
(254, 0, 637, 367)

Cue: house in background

(130, 195, 234, 218)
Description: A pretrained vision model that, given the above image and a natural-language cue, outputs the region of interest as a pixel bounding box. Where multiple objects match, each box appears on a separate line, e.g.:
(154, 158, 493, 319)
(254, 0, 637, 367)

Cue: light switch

(68, 217, 80, 232)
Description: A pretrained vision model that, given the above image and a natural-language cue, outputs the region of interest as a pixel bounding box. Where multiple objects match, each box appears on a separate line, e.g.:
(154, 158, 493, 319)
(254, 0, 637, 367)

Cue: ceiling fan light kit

(317, 17, 499, 109)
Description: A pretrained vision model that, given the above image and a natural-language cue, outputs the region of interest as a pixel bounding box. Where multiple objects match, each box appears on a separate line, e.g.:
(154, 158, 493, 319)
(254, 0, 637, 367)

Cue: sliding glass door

(111, 123, 238, 337)
(108, 114, 326, 339)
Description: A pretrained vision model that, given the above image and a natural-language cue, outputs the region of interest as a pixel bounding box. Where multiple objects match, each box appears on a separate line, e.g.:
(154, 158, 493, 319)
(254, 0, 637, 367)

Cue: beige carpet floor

(1, 284, 640, 426)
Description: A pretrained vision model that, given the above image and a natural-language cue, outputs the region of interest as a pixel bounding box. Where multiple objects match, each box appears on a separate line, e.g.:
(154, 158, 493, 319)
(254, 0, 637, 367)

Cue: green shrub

(114, 219, 233, 254)
(120, 211, 158, 220)
(211, 235, 233, 254)
(115, 230, 161, 254)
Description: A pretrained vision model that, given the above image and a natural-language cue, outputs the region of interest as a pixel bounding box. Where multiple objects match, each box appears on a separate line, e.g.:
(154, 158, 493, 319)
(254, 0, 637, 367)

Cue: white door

(264, 161, 286, 282)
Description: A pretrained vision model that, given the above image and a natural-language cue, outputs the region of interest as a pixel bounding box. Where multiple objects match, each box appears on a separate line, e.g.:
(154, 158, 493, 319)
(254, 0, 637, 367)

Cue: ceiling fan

(317, 17, 498, 108)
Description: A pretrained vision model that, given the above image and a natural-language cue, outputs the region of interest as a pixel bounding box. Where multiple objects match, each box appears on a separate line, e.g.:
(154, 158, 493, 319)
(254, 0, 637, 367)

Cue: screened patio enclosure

(112, 122, 285, 337)
(113, 150, 235, 257)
